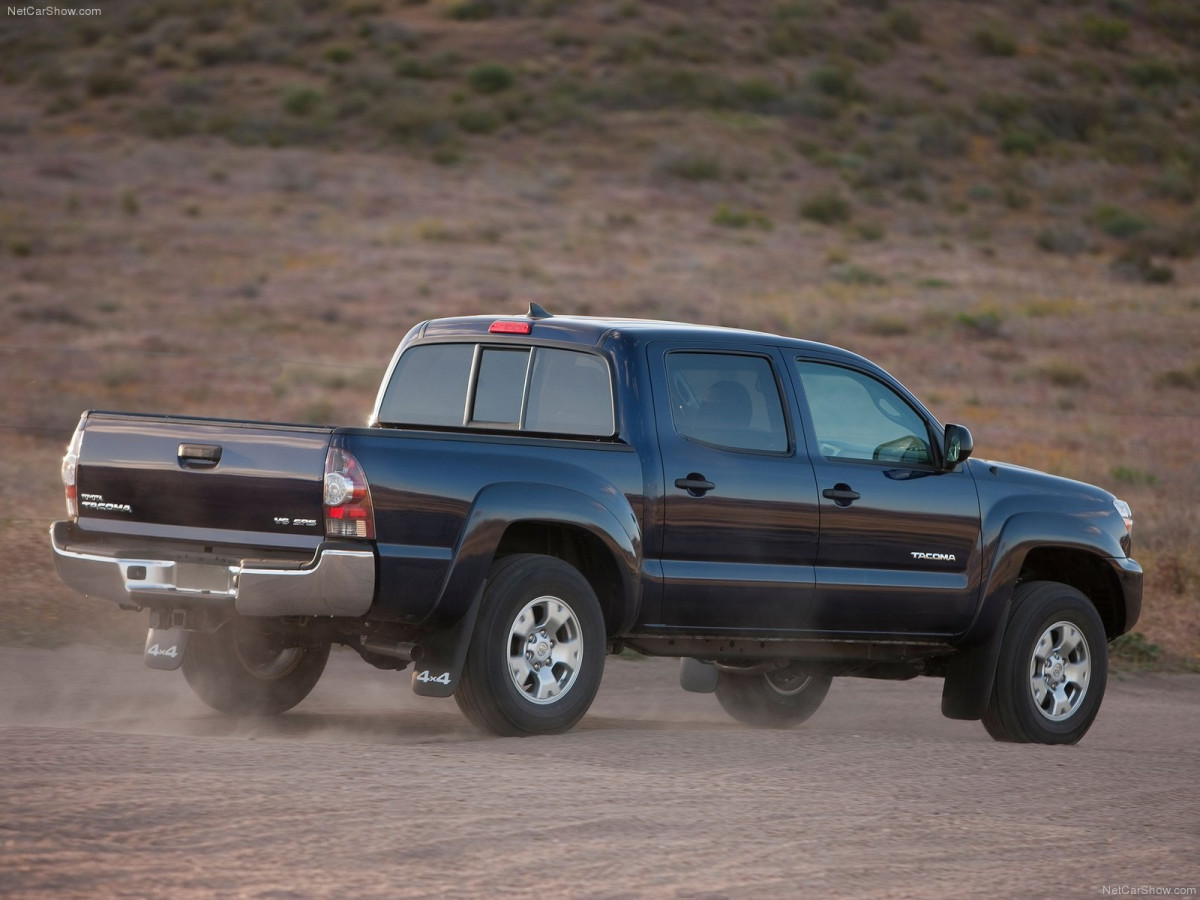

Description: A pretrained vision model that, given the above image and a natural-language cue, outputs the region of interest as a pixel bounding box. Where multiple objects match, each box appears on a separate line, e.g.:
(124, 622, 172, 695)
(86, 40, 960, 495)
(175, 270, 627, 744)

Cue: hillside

(0, 0, 1197, 665)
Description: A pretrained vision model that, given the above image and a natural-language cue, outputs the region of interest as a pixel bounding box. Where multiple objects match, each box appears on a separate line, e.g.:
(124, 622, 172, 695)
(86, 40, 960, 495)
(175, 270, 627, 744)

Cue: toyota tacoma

(51, 305, 1142, 743)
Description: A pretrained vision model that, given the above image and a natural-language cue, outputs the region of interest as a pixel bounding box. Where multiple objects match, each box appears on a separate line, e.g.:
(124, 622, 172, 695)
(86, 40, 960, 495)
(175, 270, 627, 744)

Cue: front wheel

(715, 665, 832, 728)
(182, 618, 330, 716)
(455, 554, 606, 736)
(983, 581, 1108, 744)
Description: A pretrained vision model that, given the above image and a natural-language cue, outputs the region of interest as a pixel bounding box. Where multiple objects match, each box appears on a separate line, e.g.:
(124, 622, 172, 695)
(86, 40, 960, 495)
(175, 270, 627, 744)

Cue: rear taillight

(62, 417, 85, 519)
(324, 447, 375, 539)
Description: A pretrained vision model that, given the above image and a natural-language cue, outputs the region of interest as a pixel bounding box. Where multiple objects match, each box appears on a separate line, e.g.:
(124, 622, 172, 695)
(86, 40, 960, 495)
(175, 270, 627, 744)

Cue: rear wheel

(983, 581, 1108, 744)
(455, 554, 606, 736)
(715, 665, 832, 729)
(182, 617, 329, 715)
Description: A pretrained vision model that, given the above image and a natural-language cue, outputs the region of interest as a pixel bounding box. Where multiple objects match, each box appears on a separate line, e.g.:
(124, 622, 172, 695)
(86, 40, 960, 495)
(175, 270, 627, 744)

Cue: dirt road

(1, 645, 1196, 899)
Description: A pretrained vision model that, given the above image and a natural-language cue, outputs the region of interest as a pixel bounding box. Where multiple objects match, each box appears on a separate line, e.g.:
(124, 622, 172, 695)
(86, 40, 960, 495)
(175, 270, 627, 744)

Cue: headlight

(1113, 499, 1133, 534)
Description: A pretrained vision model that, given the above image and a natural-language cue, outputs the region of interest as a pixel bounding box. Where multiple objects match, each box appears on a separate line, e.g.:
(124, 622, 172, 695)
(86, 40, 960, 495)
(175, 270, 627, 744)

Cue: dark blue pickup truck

(51, 306, 1142, 743)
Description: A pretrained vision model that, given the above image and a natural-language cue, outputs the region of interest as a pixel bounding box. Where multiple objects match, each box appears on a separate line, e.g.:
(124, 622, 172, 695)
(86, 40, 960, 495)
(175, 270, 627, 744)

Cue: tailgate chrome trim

(74, 517, 324, 552)
(50, 522, 375, 617)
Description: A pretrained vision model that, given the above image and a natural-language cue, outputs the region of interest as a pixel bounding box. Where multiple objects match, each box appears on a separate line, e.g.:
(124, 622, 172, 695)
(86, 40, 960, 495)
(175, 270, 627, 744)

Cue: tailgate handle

(178, 443, 223, 469)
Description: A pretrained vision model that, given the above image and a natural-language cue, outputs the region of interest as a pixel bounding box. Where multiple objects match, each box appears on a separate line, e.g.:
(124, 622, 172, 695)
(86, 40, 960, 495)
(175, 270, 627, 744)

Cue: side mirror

(943, 424, 973, 470)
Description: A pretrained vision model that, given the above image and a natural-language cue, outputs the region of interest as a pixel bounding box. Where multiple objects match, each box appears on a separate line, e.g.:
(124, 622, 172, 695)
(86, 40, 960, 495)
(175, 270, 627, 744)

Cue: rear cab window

(376, 342, 616, 438)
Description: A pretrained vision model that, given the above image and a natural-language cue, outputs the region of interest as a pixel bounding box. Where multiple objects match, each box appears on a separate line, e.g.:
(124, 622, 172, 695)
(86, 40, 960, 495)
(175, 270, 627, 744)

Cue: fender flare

(411, 482, 641, 698)
(941, 512, 1126, 721)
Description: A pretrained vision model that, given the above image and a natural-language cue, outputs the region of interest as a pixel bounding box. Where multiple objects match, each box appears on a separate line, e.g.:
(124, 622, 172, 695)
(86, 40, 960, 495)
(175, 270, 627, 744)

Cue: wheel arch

(409, 483, 640, 700)
(1018, 547, 1127, 639)
(942, 511, 1134, 722)
(495, 520, 631, 635)
(425, 482, 641, 632)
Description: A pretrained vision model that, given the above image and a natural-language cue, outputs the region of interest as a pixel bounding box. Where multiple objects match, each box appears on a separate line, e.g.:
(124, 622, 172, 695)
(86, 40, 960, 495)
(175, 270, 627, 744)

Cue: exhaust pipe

(361, 638, 422, 662)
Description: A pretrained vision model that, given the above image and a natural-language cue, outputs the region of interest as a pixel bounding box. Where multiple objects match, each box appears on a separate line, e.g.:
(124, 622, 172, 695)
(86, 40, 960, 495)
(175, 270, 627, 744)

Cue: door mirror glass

(943, 424, 974, 469)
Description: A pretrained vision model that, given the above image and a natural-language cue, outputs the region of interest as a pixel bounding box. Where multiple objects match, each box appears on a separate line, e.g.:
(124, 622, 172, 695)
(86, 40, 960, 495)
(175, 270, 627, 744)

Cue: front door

(791, 358, 983, 637)
(652, 345, 820, 632)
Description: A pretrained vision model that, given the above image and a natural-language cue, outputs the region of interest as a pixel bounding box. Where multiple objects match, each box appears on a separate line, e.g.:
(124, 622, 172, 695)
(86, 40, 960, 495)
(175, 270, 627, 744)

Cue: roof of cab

(414, 307, 862, 362)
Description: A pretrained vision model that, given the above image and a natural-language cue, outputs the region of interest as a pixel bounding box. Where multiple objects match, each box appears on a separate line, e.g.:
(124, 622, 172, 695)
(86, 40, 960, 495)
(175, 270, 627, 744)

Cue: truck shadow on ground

(81, 708, 737, 745)
(155, 710, 480, 744)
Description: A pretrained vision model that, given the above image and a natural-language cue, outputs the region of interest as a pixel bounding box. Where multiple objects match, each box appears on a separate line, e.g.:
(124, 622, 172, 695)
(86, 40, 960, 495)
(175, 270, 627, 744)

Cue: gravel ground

(1, 645, 1197, 899)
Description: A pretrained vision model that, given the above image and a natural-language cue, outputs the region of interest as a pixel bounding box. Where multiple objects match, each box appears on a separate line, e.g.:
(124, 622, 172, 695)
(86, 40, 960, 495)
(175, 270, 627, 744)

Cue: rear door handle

(822, 483, 861, 506)
(178, 443, 223, 469)
(675, 474, 716, 496)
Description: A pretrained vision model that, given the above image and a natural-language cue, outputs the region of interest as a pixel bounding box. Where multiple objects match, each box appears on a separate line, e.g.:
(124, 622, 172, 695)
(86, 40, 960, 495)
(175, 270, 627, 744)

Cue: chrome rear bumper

(50, 521, 375, 617)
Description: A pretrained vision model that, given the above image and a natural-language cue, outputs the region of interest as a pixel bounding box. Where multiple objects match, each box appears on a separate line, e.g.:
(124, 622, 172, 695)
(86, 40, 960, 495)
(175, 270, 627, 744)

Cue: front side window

(666, 352, 788, 453)
(795, 361, 933, 465)
(377, 343, 614, 438)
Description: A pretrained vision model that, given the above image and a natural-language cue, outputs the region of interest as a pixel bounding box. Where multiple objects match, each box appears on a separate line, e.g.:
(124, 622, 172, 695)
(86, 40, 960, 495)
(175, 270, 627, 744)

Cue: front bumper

(50, 521, 376, 618)
(1110, 554, 1144, 635)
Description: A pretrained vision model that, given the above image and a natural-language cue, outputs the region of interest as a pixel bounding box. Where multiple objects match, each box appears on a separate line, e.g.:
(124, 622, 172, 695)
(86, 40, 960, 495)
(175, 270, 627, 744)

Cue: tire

(182, 617, 330, 716)
(455, 554, 606, 736)
(983, 581, 1108, 745)
(715, 665, 832, 729)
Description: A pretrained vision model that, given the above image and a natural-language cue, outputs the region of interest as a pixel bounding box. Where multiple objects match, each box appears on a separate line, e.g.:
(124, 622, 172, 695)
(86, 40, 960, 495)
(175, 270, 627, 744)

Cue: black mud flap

(679, 658, 720, 693)
(144, 627, 188, 671)
(410, 583, 486, 699)
(941, 616, 1009, 720)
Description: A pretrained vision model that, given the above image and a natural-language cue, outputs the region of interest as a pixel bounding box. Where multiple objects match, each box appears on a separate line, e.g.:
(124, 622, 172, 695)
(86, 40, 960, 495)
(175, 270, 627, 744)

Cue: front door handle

(675, 474, 716, 496)
(822, 483, 861, 507)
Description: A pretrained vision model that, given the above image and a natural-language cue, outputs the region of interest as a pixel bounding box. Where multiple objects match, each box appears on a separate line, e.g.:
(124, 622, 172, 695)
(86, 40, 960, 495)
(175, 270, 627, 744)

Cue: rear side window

(666, 352, 788, 453)
(377, 343, 615, 437)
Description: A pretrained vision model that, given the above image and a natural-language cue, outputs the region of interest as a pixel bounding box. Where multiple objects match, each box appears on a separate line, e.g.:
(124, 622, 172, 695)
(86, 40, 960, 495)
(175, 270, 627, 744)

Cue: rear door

(650, 344, 820, 631)
(790, 358, 983, 636)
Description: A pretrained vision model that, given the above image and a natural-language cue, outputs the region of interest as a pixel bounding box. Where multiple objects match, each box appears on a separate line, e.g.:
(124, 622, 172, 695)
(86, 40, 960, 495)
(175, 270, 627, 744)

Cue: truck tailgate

(74, 412, 333, 550)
